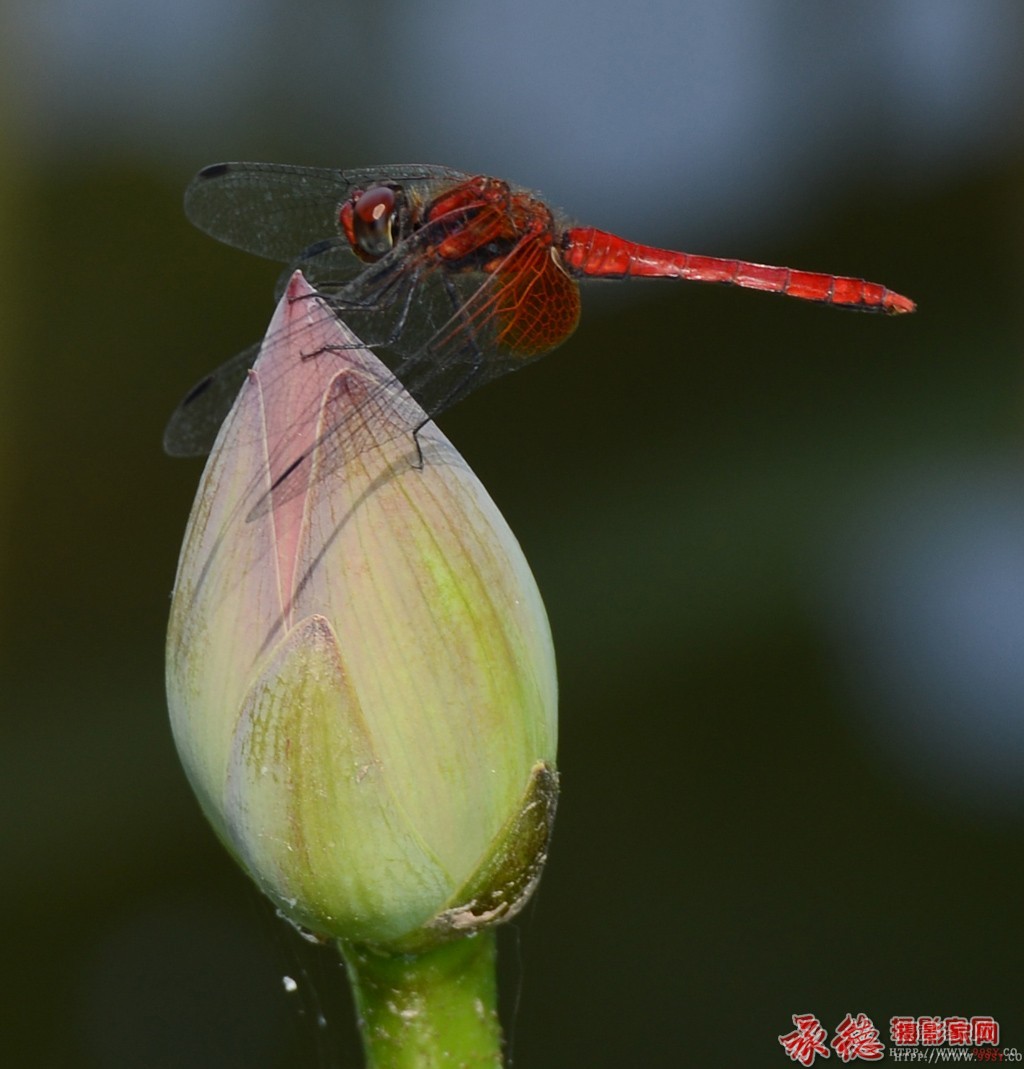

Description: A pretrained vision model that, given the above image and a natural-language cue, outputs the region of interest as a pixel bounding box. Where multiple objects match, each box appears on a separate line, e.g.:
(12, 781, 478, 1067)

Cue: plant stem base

(340, 931, 502, 1068)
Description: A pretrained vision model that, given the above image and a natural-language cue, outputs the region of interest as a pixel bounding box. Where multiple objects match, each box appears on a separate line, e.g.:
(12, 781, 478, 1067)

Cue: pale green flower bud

(167, 273, 558, 950)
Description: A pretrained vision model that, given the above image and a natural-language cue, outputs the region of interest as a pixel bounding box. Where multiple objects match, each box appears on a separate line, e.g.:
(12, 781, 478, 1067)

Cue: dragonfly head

(340, 185, 399, 262)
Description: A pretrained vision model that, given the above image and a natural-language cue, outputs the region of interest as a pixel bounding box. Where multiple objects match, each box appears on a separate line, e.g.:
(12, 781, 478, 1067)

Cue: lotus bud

(166, 272, 558, 951)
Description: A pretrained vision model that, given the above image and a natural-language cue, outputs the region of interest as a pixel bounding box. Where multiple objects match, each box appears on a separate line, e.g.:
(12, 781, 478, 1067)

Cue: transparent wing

(163, 344, 259, 457)
(183, 161, 470, 262)
(305, 230, 581, 466)
(164, 242, 432, 460)
(167, 215, 582, 460)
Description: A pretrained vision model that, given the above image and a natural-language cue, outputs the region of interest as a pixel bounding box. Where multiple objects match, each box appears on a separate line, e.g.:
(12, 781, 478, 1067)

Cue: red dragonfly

(166, 162, 914, 459)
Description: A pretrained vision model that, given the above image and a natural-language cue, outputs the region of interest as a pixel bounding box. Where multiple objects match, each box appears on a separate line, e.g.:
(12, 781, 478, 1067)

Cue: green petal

(225, 613, 452, 943)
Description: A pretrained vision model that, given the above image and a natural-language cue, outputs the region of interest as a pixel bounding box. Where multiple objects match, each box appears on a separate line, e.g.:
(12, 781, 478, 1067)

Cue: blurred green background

(3, 2, 1023, 1065)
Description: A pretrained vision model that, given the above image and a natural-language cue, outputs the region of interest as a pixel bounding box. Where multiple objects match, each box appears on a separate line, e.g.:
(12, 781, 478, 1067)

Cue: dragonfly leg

(404, 353, 488, 471)
(304, 269, 421, 360)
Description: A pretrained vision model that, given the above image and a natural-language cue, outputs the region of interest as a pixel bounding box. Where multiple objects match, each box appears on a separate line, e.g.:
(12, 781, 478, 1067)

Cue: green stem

(340, 931, 502, 1069)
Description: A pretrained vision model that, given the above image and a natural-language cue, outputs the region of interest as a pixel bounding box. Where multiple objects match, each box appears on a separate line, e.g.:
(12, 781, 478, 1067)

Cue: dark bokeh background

(3, 2, 1023, 1065)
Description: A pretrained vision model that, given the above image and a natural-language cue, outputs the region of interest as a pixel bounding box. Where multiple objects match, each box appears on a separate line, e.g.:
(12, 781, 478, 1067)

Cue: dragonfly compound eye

(351, 185, 397, 260)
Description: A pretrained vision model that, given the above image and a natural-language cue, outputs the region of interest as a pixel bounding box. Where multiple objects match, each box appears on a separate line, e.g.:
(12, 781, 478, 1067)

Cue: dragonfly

(166, 162, 915, 463)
